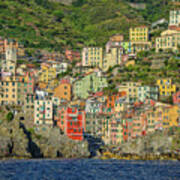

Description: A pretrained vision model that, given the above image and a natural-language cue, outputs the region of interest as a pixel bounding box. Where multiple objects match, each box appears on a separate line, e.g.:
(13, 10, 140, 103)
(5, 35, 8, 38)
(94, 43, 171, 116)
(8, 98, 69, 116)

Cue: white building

(169, 10, 180, 27)
(34, 99, 53, 125)
(2, 47, 17, 75)
(52, 62, 68, 75)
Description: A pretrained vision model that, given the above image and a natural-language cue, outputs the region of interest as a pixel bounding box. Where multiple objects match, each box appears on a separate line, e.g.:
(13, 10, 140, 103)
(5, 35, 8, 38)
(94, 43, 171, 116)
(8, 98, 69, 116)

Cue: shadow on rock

(83, 133, 104, 158)
(19, 122, 43, 158)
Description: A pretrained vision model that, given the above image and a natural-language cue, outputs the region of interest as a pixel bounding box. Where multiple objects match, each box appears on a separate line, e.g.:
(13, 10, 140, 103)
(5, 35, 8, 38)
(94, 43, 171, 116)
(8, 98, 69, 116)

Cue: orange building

(107, 92, 126, 110)
(54, 79, 71, 102)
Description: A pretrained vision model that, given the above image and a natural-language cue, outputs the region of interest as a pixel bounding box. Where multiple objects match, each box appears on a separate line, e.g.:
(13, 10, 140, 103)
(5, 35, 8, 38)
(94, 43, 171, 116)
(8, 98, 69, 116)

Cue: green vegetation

(107, 52, 180, 86)
(6, 112, 14, 122)
(0, 0, 172, 54)
(125, 0, 170, 22)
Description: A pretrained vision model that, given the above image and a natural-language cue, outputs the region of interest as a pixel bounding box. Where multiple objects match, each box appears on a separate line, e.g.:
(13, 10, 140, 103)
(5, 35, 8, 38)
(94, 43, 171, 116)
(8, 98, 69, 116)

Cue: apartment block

(118, 82, 141, 103)
(103, 47, 123, 71)
(57, 107, 86, 141)
(169, 10, 180, 27)
(54, 79, 71, 102)
(130, 26, 149, 42)
(138, 86, 159, 102)
(39, 63, 56, 83)
(1, 47, 17, 75)
(155, 29, 180, 52)
(34, 100, 53, 125)
(156, 79, 176, 96)
(73, 71, 108, 99)
(82, 47, 103, 69)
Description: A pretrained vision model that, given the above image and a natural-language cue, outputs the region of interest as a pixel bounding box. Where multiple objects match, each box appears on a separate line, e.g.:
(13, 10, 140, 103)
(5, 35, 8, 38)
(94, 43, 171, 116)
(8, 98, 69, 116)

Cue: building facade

(156, 79, 176, 96)
(82, 47, 103, 69)
(34, 99, 53, 125)
(54, 79, 71, 102)
(130, 26, 149, 42)
(169, 10, 180, 27)
(73, 71, 108, 99)
(1, 47, 17, 75)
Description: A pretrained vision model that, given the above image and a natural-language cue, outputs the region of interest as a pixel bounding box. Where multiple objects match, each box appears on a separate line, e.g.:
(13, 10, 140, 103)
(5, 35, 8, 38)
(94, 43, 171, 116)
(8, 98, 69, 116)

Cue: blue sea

(0, 159, 180, 180)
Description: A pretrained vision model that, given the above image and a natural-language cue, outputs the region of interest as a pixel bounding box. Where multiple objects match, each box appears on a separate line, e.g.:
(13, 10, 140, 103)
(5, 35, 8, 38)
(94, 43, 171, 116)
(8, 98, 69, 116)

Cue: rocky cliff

(0, 109, 90, 159)
(0, 108, 180, 160)
(102, 128, 180, 160)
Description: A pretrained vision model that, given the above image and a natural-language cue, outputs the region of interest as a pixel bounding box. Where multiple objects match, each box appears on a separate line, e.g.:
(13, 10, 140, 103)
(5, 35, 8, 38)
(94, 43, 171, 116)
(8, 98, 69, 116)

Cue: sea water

(0, 159, 179, 180)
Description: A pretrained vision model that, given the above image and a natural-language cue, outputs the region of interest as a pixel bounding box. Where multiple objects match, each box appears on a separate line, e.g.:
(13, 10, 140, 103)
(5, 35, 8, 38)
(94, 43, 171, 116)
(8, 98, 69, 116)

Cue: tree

(6, 112, 14, 122)
(53, 10, 64, 22)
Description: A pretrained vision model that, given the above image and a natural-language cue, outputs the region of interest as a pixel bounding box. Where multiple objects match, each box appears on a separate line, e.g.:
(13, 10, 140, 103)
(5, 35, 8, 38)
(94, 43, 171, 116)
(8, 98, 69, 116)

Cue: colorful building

(34, 99, 53, 125)
(138, 86, 159, 102)
(131, 41, 152, 54)
(173, 91, 180, 105)
(82, 47, 103, 69)
(0, 78, 18, 105)
(54, 79, 71, 102)
(57, 107, 86, 141)
(118, 82, 141, 103)
(73, 71, 108, 99)
(1, 47, 17, 75)
(0, 76, 31, 106)
(52, 62, 68, 75)
(169, 10, 180, 27)
(156, 79, 176, 96)
(65, 49, 81, 61)
(130, 26, 149, 42)
(39, 63, 56, 84)
(85, 113, 103, 137)
(103, 47, 123, 71)
(155, 29, 180, 52)
(132, 112, 147, 138)
(107, 92, 127, 112)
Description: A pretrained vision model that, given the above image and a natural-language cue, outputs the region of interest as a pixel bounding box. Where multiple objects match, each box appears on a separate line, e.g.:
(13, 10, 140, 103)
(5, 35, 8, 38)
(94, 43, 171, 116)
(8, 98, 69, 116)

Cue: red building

(65, 50, 81, 61)
(56, 107, 86, 141)
(173, 91, 180, 105)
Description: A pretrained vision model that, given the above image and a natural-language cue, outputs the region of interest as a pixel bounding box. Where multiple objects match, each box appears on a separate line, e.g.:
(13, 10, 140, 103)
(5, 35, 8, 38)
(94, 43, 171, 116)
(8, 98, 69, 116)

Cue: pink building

(65, 50, 81, 61)
(173, 91, 180, 105)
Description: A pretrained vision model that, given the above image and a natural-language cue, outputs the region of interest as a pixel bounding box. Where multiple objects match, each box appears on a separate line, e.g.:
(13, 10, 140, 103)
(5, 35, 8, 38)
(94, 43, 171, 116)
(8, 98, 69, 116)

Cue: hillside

(0, 0, 173, 54)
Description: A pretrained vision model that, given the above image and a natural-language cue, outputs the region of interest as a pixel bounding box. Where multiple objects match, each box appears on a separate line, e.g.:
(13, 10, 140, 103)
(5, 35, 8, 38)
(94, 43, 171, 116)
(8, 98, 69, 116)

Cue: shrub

(6, 112, 14, 122)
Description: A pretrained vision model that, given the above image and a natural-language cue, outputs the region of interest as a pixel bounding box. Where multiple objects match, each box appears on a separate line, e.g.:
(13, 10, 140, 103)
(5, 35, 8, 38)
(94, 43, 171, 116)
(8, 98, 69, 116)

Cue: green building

(73, 71, 108, 99)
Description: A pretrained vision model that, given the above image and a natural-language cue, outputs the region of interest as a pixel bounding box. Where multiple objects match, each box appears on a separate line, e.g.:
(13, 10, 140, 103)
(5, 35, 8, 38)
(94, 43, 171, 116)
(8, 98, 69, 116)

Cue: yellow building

(156, 29, 180, 52)
(125, 60, 135, 67)
(103, 47, 123, 71)
(0, 76, 27, 105)
(39, 64, 56, 84)
(0, 80, 18, 105)
(168, 105, 179, 127)
(118, 82, 141, 103)
(131, 41, 152, 53)
(130, 26, 149, 42)
(82, 47, 103, 69)
(157, 104, 179, 129)
(129, 26, 152, 53)
(156, 79, 176, 96)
